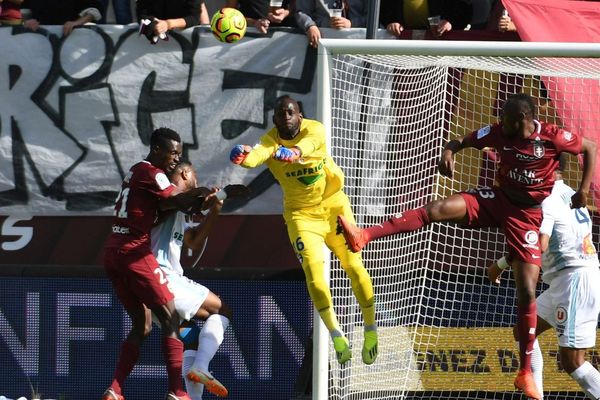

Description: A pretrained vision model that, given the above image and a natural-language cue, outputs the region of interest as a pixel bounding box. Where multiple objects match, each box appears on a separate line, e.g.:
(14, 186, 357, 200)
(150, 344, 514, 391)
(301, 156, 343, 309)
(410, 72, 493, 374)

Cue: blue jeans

(100, 0, 133, 24)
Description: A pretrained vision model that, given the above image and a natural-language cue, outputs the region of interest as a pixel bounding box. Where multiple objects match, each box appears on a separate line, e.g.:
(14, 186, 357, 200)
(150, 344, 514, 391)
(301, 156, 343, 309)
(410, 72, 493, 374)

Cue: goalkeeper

(229, 95, 378, 365)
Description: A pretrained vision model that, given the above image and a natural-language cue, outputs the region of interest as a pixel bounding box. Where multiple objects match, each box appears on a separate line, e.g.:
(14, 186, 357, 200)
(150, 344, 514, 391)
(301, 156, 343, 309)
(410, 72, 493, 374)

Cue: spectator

(22, 0, 104, 36)
(136, 0, 209, 39)
(0, 0, 23, 25)
(99, 0, 133, 24)
(380, 0, 473, 38)
(225, 0, 295, 34)
(470, 0, 494, 30)
(295, 0, 368, 48)
(497, 7, 517, 33)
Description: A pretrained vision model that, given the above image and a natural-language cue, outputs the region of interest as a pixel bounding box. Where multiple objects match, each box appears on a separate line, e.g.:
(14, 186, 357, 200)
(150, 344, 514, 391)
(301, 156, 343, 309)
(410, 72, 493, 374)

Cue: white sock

(183, 349, 204, 400)
(193, 314, 230, 371)
(570, 361, 600, 400)
(516, 339, 544, 398)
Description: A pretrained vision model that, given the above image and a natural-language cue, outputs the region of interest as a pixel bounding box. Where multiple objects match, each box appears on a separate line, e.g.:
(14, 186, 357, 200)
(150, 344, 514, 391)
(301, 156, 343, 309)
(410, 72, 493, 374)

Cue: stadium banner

(0, 25, 369, 217)
(0, 25, 550, 218)
(503, 0, 600, 207)
(346, 326, 600, 392)
(0, 277, 312, 400)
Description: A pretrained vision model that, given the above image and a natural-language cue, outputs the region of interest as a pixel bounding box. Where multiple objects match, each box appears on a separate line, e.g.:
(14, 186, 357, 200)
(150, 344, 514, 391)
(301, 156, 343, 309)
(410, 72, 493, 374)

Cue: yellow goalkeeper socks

(360, 303, 376, 327)
(318, 306, 341, 333)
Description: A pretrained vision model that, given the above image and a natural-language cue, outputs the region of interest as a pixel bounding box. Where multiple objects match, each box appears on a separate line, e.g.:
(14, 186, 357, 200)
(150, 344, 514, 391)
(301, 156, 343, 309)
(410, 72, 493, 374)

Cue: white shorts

(153, 268, 209, 323)
(537, 267, 600, 348)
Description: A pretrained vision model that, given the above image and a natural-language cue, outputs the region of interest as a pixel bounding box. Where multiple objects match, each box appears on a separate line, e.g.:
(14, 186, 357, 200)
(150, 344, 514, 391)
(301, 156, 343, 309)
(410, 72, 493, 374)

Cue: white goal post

(315, 39, 600, 400)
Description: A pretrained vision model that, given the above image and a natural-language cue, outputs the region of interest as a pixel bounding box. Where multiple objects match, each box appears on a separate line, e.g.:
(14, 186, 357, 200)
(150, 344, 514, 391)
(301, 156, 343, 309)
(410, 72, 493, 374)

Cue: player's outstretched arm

(159, 186, 211, 212)
(184, 197, 223, 251)
(571, 137, 597, 208)
(273, 146, 302, 163)
(230, 145, 252, 165)
(438, 135, 471, 178)
(183, 184, 250, 250)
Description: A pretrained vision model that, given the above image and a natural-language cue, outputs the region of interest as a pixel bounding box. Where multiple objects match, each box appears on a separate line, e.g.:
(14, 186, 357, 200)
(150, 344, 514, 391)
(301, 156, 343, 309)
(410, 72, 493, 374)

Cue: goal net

(316, 40, 600, 400)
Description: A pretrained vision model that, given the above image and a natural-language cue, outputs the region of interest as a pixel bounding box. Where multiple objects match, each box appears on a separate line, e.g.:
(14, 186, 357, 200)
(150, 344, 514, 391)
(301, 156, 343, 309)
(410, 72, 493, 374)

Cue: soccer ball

(210, 8, 247, 43)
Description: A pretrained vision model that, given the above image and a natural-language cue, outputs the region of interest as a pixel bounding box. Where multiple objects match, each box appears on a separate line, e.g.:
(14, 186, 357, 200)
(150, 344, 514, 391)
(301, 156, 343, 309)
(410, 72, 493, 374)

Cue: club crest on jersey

(555, 306, 567, 324)
(532, 141, 545, 158)
(563, 131, 572, 141)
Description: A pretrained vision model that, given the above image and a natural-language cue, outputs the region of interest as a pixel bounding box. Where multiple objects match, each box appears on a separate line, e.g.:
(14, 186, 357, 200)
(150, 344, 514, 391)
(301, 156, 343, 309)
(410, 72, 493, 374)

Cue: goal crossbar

(319, 39, 600, 58)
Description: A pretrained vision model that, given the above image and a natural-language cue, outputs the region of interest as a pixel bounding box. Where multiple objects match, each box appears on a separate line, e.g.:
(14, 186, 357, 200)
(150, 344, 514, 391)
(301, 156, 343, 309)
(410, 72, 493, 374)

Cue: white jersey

(151, 211, 196, 276)
(151, 211, 210, 321)
(539, 180, 599, 283)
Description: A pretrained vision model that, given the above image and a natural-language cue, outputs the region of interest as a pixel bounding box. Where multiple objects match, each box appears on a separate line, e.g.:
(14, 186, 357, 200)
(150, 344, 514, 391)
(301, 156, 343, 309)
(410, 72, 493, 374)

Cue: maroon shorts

(459, 187, 542, 266)
(104, 247, 174, 310)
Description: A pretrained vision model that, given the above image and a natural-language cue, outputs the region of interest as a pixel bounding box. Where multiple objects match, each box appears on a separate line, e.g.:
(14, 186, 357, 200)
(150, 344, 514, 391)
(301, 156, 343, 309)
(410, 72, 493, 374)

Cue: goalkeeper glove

(230, 145, 251, 164)
(273, 146, 301, 163)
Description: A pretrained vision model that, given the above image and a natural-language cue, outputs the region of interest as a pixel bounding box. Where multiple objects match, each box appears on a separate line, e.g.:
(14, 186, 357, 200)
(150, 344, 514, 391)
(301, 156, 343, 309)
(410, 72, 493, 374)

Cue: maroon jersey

(468, 120, 582, 205)
(105, 160, 175, 252)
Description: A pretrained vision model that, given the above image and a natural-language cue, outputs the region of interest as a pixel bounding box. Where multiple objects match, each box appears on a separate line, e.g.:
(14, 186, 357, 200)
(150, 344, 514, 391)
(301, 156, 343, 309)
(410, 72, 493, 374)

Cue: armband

(497, 256, 510, 271)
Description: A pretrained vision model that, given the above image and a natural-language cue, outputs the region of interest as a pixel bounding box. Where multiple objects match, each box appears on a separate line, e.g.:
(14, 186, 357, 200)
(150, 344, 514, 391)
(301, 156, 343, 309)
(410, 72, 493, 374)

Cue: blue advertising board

(0, 278, 312, 400)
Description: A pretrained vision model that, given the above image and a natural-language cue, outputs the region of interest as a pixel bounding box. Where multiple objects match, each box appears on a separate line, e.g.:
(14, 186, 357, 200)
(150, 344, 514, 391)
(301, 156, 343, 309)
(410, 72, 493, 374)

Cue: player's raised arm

(184, 184, 250, 250)
(184, 196, 223, 251)
(159, 186, 211, 212)
(437, 134, 472, 178)
(571, 137, 597, 208)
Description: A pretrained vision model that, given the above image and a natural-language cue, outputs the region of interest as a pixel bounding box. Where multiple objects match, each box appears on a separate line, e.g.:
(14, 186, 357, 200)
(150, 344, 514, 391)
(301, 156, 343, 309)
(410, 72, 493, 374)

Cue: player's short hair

(506, 93, 536, 118)
(274, 94, 306, 115)
(275, 95, 299, 110)
(150, 127, 181, 149)
(169, 160, 192, 177)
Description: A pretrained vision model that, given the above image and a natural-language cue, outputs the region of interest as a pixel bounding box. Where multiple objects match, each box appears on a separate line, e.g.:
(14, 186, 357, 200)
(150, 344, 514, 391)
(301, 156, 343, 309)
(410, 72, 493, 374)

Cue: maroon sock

(365, 207, 430, 241)
(517, 302, 537, 372)
(162, 337, 185, 395)
(111, 340, 140, 393)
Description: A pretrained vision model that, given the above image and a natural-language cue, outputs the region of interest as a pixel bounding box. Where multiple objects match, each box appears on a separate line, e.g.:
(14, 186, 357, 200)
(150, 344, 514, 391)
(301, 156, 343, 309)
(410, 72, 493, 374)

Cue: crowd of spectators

(0, 0, 526, 43)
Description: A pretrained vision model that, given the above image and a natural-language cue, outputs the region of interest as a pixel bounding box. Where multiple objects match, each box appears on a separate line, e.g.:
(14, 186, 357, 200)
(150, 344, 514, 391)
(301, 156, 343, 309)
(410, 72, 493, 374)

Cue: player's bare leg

(562, 347, 600, 399)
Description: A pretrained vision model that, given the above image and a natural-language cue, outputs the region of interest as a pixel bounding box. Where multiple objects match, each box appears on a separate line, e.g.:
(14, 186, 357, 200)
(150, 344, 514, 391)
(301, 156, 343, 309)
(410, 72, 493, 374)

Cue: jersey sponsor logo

(524, 230, 538, 245)
(285, 160, 325, 179)
(155, 172, 171, 190)
(476, 125, 491, 139)
(515, 153, 539, 161)
(555, 306, 568, 324)
(583, 233, 597, 255)
(297, 174, 324, 186)
(173, 231, 184, 245)
(506, 168, 543, 185)
(112, 224, 130, 234)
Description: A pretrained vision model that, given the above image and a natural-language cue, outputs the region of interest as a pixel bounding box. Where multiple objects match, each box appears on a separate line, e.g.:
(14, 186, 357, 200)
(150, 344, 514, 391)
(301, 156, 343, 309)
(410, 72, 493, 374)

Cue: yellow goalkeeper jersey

(241, 118, 344, 210)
